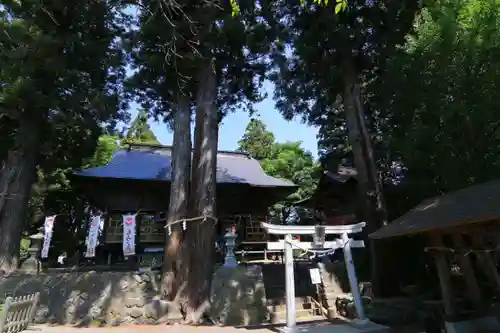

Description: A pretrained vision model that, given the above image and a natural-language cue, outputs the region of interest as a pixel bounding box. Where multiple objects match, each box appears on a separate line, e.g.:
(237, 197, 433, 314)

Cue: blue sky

(133, 81, 320, 158)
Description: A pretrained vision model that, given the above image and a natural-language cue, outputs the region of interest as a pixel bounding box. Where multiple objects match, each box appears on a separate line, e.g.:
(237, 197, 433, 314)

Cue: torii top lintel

(260, 222, 366, 235)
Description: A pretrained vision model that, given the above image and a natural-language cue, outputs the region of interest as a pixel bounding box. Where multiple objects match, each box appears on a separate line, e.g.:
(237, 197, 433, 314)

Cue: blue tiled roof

(74, 145, 296, 187)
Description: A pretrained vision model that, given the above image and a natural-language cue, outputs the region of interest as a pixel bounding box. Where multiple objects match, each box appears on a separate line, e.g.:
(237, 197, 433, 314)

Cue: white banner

(85, 215, 102, 258)
(122, 214, 136, 256)
(41, 215, 56, 259)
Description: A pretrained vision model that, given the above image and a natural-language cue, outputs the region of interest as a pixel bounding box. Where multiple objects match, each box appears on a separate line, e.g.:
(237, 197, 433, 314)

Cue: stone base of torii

(261, 222, 388, 333)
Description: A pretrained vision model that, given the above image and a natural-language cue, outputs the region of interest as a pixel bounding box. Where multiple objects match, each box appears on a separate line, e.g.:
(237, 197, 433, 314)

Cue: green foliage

(237, 118, 276, 160)
(230, 0, 348, 17)
(270, 0, 420, 178)
(19, 238, 29, 261)
(238, 119, 318, 202)
(0, 0, 128, 173)
(369, 0, 500, 214)
(261, 141, 318, 200)
(127, 0, 273, 123)
(0, 0, 129, 249)
(121, 108, 160, 146)
(84, 135, 120, 168)
(238, 119, 318, 225)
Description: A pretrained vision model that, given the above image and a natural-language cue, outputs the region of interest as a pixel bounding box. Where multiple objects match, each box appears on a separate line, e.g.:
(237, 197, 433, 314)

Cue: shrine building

(69, 143, 297, 269)
(293, 165, 359, 226)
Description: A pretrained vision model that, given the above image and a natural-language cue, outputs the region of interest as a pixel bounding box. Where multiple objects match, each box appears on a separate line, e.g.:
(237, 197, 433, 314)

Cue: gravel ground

(31, 322, 416, 333)
(31, 324, 275, 333)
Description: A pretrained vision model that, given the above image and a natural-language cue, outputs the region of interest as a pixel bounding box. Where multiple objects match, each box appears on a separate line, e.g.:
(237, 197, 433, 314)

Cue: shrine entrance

(261, 222, 368, 332)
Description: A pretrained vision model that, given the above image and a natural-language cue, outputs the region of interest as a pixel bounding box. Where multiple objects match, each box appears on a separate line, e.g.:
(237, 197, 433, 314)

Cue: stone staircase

(316, 262, 373, 320)
(316, 262, 347, 319)
(267, 296, 325, 323)
(259, 262, 375, 324)
(261, 263, 328, 324)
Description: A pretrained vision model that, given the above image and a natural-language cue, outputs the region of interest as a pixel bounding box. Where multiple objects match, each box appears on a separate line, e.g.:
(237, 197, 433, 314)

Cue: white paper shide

(122, 214, 136, 256)
(41, 215, 56, 258)
(85, 215, 102, 258)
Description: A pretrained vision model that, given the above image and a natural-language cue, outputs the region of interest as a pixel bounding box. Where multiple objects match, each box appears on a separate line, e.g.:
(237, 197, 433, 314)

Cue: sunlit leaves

(237, 118, 319, 201)
(231, 0, 348, 17)
(335, 0, 347, 14)
(230, 0, 240, 16)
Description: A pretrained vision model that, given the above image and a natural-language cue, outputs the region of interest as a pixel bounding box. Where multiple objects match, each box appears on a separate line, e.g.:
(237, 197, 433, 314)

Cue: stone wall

(0, 263, 349, 326)
(0, 270, 175, 326)
(0, 266, 267, 326)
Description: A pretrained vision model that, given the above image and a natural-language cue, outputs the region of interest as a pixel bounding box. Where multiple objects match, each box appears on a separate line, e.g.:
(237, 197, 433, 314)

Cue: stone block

(210, 265, 267, 326)
(144, 299, 171, 319)
(128, 307, 144, 319)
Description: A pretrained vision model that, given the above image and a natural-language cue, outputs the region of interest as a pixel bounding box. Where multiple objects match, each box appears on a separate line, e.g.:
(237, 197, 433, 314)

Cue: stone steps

(270, 312, 326, 324)
(267, 296, 324, 324)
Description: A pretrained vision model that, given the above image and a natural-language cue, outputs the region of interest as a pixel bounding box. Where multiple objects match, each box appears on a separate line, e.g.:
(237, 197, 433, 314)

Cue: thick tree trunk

(162, 95, 192, 300)
(0, 115, 41, 275)
(342, 59, 386, 230)
(342, 59, 388, 296)
(182, 58, 218, 323)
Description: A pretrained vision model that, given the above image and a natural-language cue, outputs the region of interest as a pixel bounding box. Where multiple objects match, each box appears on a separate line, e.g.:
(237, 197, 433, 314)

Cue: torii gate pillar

(262, 222, 368, 332)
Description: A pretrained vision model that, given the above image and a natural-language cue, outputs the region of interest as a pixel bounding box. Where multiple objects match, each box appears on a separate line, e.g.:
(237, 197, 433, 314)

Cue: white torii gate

(261, 222, 368, 332)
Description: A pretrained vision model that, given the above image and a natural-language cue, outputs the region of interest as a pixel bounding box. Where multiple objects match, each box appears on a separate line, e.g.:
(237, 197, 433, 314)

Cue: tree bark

(182, 58, 218, 323)
(162, 94, 192, 300)
(0, 114, 42, 275)
(342, 59, 388, 296)
(342, 59, 386, 230)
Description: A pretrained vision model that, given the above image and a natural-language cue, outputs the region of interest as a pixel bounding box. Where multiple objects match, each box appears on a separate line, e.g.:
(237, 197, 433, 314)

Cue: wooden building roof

(293, 166, 357, 209)
(74, 143, 296, 188)
(370, 178, 500, 239)
(71, 143, 297, 214)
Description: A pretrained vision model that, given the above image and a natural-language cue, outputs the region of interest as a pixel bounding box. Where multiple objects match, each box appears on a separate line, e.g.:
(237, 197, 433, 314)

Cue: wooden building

(70, 143, 296, 268)
(294, 166, 358, 226)
(370, 179, 500, 330)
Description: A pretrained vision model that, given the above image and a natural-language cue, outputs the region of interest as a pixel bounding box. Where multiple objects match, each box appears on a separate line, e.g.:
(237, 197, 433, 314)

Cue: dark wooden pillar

(429, 233, 455, 317)
(471, 233, 500, 290)
(451, 232, 482, 309)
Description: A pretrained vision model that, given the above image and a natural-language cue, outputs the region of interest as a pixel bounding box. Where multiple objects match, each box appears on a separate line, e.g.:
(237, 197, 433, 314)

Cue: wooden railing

(106, 225, 164, 243)
(0, 292, 39, 333)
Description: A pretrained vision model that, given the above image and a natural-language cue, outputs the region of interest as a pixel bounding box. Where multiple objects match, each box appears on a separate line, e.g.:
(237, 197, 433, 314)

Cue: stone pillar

(20, 230, 44, 275)
(223, 228, 238, 268)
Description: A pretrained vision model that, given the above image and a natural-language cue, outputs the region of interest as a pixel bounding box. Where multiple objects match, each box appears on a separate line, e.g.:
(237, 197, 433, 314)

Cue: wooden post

(0, 297, 12, 333)
(471, 233, 500, 290)
(451, 233, 482, 309)
(28, 292, 40, 329)
(429, 233, 455, 317)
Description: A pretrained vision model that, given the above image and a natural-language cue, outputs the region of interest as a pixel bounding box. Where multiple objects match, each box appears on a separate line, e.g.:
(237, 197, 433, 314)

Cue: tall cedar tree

(271, 0, 420, 228)
(0, 0, 126, 274)
(269, 0, 420, 294)
(127, 0, 275, 319)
